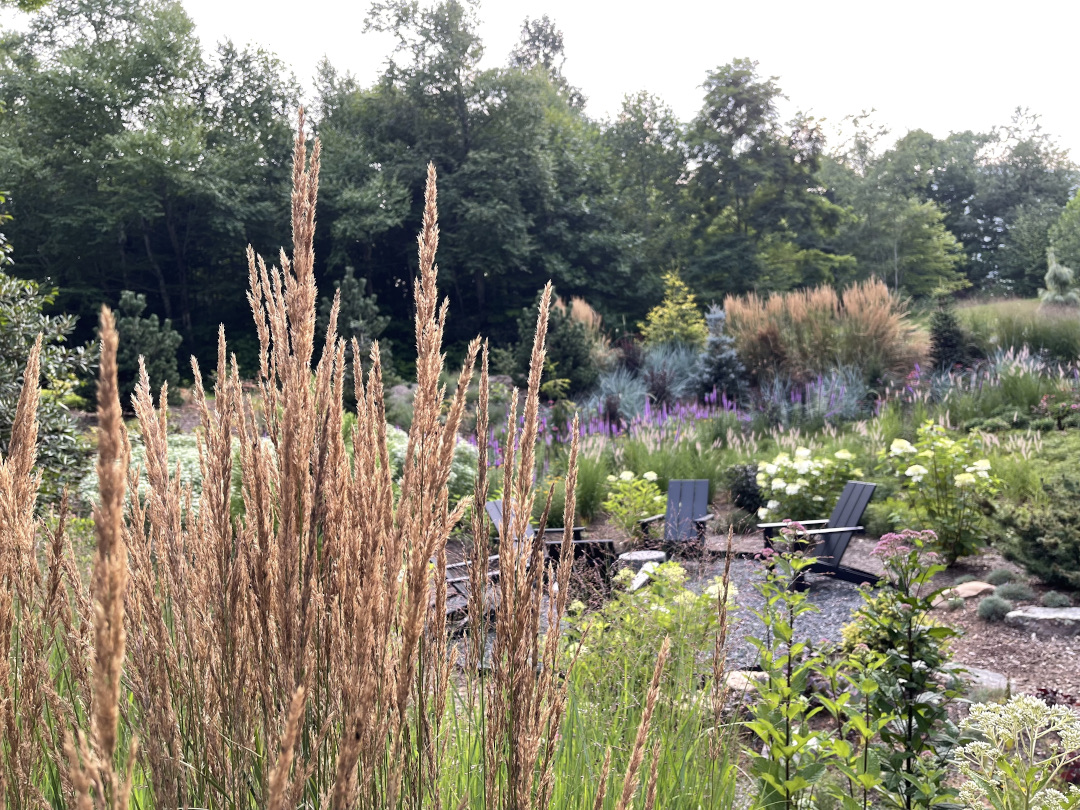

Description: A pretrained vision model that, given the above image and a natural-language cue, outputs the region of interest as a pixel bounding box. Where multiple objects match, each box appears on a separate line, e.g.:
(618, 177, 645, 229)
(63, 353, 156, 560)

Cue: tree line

(1, 0, 1077, 379)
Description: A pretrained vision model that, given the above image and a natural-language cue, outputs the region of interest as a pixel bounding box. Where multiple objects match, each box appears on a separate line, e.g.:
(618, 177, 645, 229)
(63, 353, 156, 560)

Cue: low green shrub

(987, 567, 1016, 585)
(600, 470, 665, 541)
(881, 422, 999, 563)
(1041, 591, 1073, 608)
(723, 463, 762, 513)
(945, 597, 965, 611)
(978, 595, 1013, 622)
(754, 446, 859, 523)
(999, 476, 1080, 589)
(953, 574, 976, 585)
(995, 582, 1035, 602)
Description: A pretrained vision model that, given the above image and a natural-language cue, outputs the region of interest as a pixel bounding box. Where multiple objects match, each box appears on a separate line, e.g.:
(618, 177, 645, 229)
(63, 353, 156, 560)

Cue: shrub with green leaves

(1042, 591, 1073, 608)
(0, 269, 94, 498)
(954, 695, 1080, 810)
(694, 304, 744, 399)
(978, 595, 1013, 622)
(930, 295, 974, 370)
(995, 582, 1034, 602)
(987, 567, 1016, 585)
(881, 422, 999, 563)
(755, 446, 860, 523)
(847, 529, 965, 810)
(115, 290, 183, 407)
(999, 475, 1080, 589)
(601, 470, 665, 541)
(638, 270, 708, 348)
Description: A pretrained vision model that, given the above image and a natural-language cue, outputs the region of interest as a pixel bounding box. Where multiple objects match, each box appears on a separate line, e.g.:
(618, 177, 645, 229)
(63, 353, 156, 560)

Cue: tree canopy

(1, 0, 1076, 377)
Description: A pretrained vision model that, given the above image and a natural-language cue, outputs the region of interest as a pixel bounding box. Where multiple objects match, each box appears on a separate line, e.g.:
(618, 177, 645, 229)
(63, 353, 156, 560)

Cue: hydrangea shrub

(881, 421, 999, 563)
(755, 447, 860, 522)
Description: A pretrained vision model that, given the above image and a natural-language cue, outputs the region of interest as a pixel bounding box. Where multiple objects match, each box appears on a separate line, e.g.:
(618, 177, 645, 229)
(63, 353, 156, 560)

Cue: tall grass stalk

(1, 112, 737, 809)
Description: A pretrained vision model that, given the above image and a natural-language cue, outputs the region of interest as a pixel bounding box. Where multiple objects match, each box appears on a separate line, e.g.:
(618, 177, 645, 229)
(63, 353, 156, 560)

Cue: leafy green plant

(1039, 248, 1080, 307)
(639, 270, 708, 348)
(1042, 591, 1073, 608)
(600, 469, 666, 540)
(560, 561, 738, 808)
(115, 290, 183, 407)
(987, 567, 1016, 585)
(0, 269, 94, 498)
(994, 582, 1034, 602)
(978, 596, 1013, 622)
(845, 530, 965, 810)
(724, 463, 763, 512)
(881, 422, 999, 563)
(999, 475, 1080, 589)
(755, 447, 860, 523)
(745, 544, 834, 810)
(954, 695, 1080, 810)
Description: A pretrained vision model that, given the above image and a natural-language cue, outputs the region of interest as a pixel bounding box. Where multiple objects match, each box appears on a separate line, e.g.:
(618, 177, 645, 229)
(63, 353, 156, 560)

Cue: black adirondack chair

(484, 499, 615, 572)
(757, 480, 880, 587)
(638, 479, 714, 548)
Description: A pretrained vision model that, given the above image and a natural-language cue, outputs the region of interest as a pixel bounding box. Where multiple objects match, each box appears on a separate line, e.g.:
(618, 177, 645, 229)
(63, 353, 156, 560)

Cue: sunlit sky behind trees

(179, 0, 1080, 157)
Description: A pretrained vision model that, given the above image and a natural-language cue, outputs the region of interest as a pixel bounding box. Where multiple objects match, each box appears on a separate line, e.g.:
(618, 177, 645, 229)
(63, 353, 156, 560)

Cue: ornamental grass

(0, 112, 736, 809)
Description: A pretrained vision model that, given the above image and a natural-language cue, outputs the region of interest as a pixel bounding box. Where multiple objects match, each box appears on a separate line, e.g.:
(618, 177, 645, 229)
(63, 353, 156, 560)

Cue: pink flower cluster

(872, 529, 938, 559)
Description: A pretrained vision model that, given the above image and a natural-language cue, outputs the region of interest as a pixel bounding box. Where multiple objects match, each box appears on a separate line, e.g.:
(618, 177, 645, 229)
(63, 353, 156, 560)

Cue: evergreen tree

(639, 271, 707, 347)
(317, 266, 392, 397)
(694, 305, 744, 399)
(115, 290, 183, 407)
(1039, 248, 1079, 307)
(929, 296, 973, 370)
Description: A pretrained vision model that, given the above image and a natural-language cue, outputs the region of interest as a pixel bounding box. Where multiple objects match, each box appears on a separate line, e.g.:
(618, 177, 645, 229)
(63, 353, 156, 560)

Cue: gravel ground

(684, 555, 869, 670)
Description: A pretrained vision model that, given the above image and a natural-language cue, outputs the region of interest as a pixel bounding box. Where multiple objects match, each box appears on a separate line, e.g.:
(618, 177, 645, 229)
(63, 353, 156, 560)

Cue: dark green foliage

(723, 463, 762, 512)
(852, 533, 966, 810)
(317, 266, 391, 401)
(929, 296, 973, 370)
(0, 269, 94, 498)
(115, 290, 182, 407)
(1041, 591, 1072, 608)
(999, 476, 1080, 589)
(977, 595, 1013, 621)
(506, 290, 599, 396)
(994, 582, 1034, 601)
(694, 305, 744, 399)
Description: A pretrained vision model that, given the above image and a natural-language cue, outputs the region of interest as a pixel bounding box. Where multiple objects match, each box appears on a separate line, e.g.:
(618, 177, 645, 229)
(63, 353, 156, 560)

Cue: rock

(629, 561, 661, 592)
(617, 550, 667, 573)
(1005, 606, 1080, 637)
(950, 664, 1009, 692)
(725, 670, 767, 692)
(953, 581, 996, 599)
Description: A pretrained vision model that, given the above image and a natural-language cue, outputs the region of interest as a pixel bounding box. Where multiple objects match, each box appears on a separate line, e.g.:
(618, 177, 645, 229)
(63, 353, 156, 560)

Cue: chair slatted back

(485, 499, 536, 540)
(664, 479, 710, 543)
(816, 481, 876, 567)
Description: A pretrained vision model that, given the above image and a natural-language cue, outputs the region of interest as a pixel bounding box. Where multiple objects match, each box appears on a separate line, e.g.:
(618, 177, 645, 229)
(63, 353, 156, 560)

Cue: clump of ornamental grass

(0, 111, 707, 810)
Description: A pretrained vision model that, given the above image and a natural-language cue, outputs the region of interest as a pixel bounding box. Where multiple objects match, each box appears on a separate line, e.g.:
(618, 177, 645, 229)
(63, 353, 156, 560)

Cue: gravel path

(684, 556, 869, 670)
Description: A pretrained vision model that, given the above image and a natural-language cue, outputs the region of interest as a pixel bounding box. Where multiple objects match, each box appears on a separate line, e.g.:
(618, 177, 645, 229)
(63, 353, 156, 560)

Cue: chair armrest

(639, 513, 664, 525)
(693, 514, 716, 525)
(801, 526, 863, 537)
(757, 519, 828, 530)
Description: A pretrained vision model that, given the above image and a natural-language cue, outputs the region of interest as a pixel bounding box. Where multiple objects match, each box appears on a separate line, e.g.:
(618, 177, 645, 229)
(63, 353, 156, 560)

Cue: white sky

(7, 0, 1080, 157)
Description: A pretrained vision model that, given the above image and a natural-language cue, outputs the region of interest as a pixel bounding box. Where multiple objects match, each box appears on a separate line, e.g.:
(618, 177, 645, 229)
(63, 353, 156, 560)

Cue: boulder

(617, 550, 667, 573)
(629, 561, 661, 592)
(725, 670, 767, 692)
(1005, 606, 1080, 637)
(949, 664, 1009, 692)
(953, 581, 996, 599)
